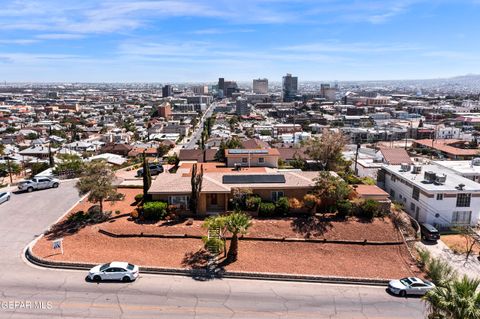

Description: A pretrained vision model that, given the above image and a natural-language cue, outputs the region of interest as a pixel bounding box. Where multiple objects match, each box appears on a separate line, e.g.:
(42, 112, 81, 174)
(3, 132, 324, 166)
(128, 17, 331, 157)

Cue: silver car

(388, 277, 435, 297)
(88, 262, 139, 282)
(0, 192, 11, 204)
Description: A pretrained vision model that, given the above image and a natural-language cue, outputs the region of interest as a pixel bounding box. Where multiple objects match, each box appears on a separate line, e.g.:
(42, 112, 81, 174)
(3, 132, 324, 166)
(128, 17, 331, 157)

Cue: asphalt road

(184, 103, 216, 149)
(0, 181, 426, 318)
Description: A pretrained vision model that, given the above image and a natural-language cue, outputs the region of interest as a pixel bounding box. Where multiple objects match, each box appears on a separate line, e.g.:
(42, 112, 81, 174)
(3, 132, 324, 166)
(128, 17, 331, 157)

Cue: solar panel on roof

(227, 149, 269, 155)
(222, 174, 286, 184)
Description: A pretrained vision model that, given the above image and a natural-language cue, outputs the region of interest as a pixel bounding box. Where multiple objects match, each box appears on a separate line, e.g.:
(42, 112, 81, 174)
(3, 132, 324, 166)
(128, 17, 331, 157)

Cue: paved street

(0, 181, 426, 319)
(184, 103, 216, 149)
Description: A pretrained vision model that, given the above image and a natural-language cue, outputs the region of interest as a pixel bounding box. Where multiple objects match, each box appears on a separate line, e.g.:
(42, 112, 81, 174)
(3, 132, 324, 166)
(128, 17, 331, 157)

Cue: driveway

(416, 240, 480, 280)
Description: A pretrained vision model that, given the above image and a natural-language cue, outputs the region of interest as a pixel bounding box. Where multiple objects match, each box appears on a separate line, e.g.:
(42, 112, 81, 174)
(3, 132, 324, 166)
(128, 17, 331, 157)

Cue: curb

(97, 228, 403, 246)
(24, 246, 389, 286)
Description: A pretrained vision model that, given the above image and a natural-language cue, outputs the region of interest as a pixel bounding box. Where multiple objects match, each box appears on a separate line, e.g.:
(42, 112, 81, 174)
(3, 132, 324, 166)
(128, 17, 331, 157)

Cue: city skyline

(0, 0, 479, 82)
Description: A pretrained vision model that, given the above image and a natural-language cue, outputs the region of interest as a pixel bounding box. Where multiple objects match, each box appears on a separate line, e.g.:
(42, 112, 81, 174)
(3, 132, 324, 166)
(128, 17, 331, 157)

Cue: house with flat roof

(378, 164, 480, 228)
(224, 148, 279, 168)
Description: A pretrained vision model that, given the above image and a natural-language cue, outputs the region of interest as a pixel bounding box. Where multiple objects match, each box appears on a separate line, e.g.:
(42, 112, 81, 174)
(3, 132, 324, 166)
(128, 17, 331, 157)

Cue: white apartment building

(435, 126, 461, 139)
(378, 164, 480, 228)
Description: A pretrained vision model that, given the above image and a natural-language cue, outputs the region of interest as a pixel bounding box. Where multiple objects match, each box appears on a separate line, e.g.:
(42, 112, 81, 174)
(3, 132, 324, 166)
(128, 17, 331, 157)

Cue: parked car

(136, 164, 164, 177)
(388, 277, 435, 297)
(0, 191, 11, 204)
(17, 177, 60, 192)
(420, 223, 440, 242)
(88, 262, 139, 282)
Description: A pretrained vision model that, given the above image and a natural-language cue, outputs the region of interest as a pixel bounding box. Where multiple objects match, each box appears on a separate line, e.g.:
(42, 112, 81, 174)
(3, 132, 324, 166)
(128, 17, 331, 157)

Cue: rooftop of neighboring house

(178, 149, 218, 162)
(414, 139, 478, 156)
(225, 148, 280, 157)
(382, 164, 480, 193)
(378, 147, 413, 165)
(433, 159, 480, 176)
(353, 184, 389, 198)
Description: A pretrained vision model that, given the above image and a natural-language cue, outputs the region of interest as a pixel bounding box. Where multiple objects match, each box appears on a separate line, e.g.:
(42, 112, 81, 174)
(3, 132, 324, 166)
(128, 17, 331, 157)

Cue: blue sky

(0, 0, 479, 82)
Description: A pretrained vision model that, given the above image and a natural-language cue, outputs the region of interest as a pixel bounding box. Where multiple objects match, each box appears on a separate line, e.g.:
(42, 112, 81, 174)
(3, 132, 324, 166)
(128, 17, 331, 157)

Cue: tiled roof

(379, 147, 413, 165)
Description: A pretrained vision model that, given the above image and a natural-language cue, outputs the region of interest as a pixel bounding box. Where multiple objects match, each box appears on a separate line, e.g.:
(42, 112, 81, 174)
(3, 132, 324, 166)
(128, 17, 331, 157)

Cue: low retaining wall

(98, 228, 403, 245)
(25, 246, 390, 286)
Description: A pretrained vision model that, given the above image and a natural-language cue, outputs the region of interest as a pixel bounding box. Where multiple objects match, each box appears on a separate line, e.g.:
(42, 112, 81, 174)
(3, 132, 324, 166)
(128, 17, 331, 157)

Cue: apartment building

(378, 164, 480, 228)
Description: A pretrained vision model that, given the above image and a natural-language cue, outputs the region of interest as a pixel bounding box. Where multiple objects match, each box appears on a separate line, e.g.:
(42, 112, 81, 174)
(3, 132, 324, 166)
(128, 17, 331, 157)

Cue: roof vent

(472, 158, 480, 166)
(434, 174, 447, 185)
(400, 163, 411, 172)
(412, 165, 422, 174)
(456, 183, 465, 190)
(424, 171, 436, 183)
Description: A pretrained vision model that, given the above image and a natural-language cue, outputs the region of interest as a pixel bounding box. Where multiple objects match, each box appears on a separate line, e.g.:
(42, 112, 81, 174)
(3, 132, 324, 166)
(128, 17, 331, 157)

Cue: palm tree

(225, 211, 252, 261)
(423, 276, 480, 319)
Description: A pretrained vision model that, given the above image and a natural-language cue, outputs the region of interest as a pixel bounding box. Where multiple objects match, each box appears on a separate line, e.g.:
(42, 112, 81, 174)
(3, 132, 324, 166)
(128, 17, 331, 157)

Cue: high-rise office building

(218, 77, 238, 98)
(162, 85, 173, 98)
(192, 85, 208, 95)
(282, 73, 298, 102)
(235, 97, 250, 116)
(253, 78, 268, 94)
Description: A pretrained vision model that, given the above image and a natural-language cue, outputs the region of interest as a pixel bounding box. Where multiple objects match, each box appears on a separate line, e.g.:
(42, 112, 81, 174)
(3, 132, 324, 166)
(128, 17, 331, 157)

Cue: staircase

(206, 226, 222, 255)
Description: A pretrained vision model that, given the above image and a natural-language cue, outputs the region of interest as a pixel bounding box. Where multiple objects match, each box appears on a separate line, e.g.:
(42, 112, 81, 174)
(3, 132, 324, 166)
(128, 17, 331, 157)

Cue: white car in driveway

(388, 277, 435, 297)
(17, 177, 60, 192)
(88, 262, 139, 282)
(0, 191, 11, 204)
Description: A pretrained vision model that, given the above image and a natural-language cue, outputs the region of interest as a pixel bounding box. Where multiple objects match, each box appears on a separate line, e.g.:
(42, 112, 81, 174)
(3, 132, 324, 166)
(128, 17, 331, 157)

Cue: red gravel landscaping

(32, 188, 420, 280)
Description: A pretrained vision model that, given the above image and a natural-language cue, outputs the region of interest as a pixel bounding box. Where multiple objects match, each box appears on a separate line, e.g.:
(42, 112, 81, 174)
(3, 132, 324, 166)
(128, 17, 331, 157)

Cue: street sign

(52, 238, 63, 254)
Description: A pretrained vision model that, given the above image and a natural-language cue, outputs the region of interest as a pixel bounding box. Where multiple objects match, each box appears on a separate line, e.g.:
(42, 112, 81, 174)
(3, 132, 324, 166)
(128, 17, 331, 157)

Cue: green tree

(53, 154, 84, 177)
(314, 172, 350, 212)
(225, 211, 252, 261)
(423, 276, 480, 319)
(305, 130, 347, 171)
(26, 132, 38, 140)
(75, 160, 119, 213)
(189, 163, 203, 214)
(142, 153, 151, 199)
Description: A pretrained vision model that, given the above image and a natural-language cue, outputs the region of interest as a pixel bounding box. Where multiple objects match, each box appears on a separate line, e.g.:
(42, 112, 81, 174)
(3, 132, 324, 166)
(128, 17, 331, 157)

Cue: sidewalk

(416, 240, 480, 280)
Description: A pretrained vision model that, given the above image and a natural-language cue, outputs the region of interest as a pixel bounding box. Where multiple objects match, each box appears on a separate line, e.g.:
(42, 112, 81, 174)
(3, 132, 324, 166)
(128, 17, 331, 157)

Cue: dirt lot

(442, 234, 480, 255)
(32, 188, 419, 280)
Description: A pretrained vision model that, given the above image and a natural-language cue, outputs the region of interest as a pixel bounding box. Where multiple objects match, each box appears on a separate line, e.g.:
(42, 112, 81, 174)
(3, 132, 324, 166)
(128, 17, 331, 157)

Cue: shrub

(288, 198, 303, 210)
(303, 194, 319, 210)
(130, 209, 139, 219)
(417, 248, 431, 269)
(115, 210, 121, 215)
(202, 237, 225, 254)
(258, 202, 276, 217)
(427, 258, 457, 287)
(143, 201, 168, 221)
(358, 199, 380, 220)
(275, 197, 290, 216)
(134, 194, 143, 202)
(245, 196, 262, 211)
(67, 211, 88, 224)
(337, 200, 354, 218)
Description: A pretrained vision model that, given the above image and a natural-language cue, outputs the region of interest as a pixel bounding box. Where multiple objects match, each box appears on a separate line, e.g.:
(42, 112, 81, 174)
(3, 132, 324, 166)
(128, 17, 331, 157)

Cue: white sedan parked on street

(88, 262, 139, 282)
(0, 191, 11, 204)
(388, 277, 435, 297)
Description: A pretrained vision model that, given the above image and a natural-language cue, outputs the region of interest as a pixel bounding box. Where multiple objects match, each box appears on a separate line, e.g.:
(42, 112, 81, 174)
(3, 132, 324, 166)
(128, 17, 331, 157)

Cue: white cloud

(36, 33, 85, 40)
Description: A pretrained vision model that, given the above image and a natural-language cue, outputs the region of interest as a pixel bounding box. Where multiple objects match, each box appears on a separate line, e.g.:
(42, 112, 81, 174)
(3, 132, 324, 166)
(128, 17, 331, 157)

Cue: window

(271, 191, 284, 202)
(389, 189, 395, 198)
(410, 203, 415, 211)
(391, 175, 397, 182)
(436, 194, 443, 200)
(242, 157, 248, 163)
(456, 193, 471, 207)
(412, 186, 420, 201)
(258, 157, 265, 163)
(452, 211, 472, 225)
(169, 196, 189, 207)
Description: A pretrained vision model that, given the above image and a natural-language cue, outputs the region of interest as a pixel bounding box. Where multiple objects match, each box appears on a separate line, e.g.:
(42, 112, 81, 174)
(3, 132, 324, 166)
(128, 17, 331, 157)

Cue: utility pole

(354, 143, 360, 175)
(6, 157, 13, 184)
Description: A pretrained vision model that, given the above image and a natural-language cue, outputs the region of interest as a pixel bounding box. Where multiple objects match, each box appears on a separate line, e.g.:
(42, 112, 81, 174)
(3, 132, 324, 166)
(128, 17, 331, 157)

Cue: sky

(0, 0, 479, 83)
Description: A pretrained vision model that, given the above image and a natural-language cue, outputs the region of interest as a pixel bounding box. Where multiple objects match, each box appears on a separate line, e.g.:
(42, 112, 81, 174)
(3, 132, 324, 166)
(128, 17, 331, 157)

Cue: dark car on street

(420, 223, 440, 242)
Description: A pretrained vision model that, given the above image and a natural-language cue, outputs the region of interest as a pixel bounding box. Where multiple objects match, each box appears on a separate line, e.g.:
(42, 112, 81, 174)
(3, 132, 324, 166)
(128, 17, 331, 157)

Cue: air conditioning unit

(400, 163, 411, 172)
(424, 171, 437, 183)
(412, 165, 422, 174)
(472, 158, 480, 166)
(435, 174, 447, 185)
